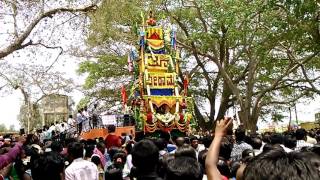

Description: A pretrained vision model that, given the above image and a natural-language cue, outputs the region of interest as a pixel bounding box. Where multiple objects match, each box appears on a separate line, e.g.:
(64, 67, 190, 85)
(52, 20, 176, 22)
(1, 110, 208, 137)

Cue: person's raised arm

(0, 135, 26, 169)
(205, 118, 232, 180)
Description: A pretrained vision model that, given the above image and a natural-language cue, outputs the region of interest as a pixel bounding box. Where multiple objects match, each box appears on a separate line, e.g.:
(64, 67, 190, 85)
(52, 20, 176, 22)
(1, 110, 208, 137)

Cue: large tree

(163, 0, 320, 130)
(85, 0, 320, 130)
(0, 0, 97, 60)
(0, 62, 74, 132)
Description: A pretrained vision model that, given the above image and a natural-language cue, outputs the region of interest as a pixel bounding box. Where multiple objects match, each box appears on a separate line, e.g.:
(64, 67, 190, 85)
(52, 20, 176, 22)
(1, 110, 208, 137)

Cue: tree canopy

(81, 0, 320, 130)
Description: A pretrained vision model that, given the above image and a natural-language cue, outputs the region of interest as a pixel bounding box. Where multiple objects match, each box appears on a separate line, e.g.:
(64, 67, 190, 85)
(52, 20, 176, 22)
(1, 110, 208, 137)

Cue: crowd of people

(1, 117, 320, 180)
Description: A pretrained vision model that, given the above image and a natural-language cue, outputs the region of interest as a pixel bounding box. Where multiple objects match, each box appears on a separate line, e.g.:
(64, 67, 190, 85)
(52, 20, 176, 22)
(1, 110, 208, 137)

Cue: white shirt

(295, 140, 313, 151)
(68, 118, 76, 127)
(59, 123, 67, 133)
(65, 158, 99, 180)
(49, 125, 56, 132)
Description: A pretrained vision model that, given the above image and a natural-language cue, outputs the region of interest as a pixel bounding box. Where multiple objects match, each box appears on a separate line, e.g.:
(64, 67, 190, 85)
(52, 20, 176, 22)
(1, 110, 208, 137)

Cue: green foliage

(0, 124, 7, 132)
(84, 0, 320, 129)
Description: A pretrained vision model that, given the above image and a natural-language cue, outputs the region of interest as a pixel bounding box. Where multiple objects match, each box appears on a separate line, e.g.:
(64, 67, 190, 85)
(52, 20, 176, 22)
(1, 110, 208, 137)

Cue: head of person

(217, 158, 231, 178)
(262, 132, 271, 143)
(296, 128, 307, 140)
(270, 133, 284, 145)
(68, 142, 84, 160)
(125, 141, 133, 154)
(284, 135, 297, 149)
(198, 149, 207, 171)
(190, 136, 199, 149)
(91, 155, 101, 166)
(235, 128, 246, 142)
(108, 125, 116, 133)
(241, 149, 255, 163)
(165, 156, 203, 180)
(243, 149, 320, 180)
(202, 135, 213, 149)
(251, 137, 262, 150)
(131, 139, 159, 173)
(69, 115, 73, 119)
(84, 144, 95, 159)
(219, 137, 232, 161)
(97, 142, 106, 154)
(112, 151, 127, 169)
(175, 144, 196, 159)
(175, 137, 185, 147)
(153, 138, 167, 151)
(105, 165, 123, 180)
(51, 141, 63, 153)
(230, 161, 241, 178)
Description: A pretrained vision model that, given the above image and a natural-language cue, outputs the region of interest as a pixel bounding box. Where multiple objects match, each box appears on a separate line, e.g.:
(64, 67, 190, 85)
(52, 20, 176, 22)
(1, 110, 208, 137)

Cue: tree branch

(0, 4, 97, 59)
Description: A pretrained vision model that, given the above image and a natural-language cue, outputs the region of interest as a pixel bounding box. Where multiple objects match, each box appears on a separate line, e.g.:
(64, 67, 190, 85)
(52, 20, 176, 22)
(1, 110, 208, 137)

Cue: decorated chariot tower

(128, 11, 193, 134)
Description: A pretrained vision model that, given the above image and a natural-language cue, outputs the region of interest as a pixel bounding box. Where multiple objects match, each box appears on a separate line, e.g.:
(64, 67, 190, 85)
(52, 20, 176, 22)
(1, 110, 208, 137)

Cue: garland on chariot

(123, 11, 194, 134)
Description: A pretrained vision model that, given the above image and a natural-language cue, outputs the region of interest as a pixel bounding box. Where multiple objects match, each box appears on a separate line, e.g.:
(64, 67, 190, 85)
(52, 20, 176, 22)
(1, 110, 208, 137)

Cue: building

(315, 112, 320, 124)
(40, 94, 69, 126)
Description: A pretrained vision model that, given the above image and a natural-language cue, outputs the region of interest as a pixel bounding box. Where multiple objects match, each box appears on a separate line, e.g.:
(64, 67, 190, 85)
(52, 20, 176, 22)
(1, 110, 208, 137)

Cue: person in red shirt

(104, 125, 122, 149)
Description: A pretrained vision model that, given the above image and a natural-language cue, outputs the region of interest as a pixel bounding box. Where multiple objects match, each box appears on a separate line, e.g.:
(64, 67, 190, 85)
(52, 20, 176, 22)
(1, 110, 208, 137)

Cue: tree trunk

(194, 102, 212, 130)
(238, 104, 261, 132)
(216, 83, 232, 121)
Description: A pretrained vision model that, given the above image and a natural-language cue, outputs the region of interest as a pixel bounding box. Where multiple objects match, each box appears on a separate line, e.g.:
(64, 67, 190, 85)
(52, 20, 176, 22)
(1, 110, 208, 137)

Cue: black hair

(217, 158, 231, 178)
(91, 155, 101, 166)
(68, 142, 84, 159)
(202, 136, 213, 149)
(108, 125, 116, 133)
(125, 142, 133, 154)
(84, 144, 95, 158)
(165, 157, 203, 180)
(175, 144, 196, 159)
(31, 151, 64, 180)
(235, 128, 246, 142)
(251, 137, 262, 150)
(97, 141, 106, 154)
(190, 135, 198, 142)
(131, 139, 159, 173)
(296, 129, 307, 140)
(69, 115, 73, 118)
(198, 149, 208, 171)
(283, 135, 296, 150)
(262, 132, 271, 143)
(270, 133, 283, 145)
(153, 138, 167, 151)
(105, 165, 123, 180)
(175, 137, 185, 147)
(112, 151, 127, 169)
(230, 161, 241, 178)
(262, 143, 273, 153)
(219, 138, 232, 160)
(108, 147, 121, 160)
(51, 141, 63, 153)
(244, 149, 320, 180)
(242, 149, 255, 161)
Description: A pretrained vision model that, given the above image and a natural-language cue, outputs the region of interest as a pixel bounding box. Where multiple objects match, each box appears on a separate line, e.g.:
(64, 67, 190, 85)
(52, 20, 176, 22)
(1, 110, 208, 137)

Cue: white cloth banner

(101, 115, 117, 125)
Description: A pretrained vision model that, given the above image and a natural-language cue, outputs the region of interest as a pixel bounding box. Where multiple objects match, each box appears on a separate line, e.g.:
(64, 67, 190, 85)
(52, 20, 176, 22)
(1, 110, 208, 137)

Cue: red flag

(121, 85, 127, 105)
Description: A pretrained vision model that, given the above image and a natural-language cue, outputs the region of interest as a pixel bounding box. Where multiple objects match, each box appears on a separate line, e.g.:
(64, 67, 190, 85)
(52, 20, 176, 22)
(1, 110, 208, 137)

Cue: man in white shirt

(65, 142, 98, 180)
(295, 128, 313, 151)
(190, 136, 205, 158)
(48, 123, 55, 132)
(67, 115, 76, 129)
